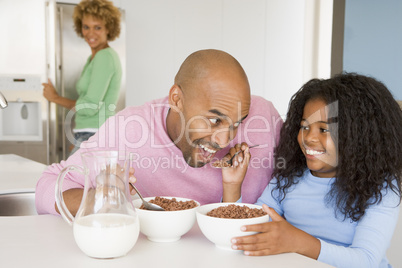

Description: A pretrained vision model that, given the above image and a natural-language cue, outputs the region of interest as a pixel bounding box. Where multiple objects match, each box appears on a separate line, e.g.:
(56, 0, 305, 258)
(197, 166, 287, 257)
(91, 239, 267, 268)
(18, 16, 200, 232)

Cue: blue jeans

(69, 132, 95, 157)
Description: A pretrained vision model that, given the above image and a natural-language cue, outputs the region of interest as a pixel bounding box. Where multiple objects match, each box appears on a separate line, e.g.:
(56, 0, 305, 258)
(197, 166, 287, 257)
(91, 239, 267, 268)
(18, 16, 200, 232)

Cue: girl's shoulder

(274, 169, 335, 189)
(374, 180, 401, 207)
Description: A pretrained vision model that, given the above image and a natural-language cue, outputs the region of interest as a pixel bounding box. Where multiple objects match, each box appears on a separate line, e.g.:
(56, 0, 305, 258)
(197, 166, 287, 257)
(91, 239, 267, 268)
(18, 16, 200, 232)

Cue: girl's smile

(297, 98, 337, 178)
(303, 148, 326, 163)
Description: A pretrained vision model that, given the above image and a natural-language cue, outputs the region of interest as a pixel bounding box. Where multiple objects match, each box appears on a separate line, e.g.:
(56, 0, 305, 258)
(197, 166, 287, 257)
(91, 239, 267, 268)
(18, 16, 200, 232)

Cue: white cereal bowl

(132, 196, 200, 242)
(196, 203, 269, 250)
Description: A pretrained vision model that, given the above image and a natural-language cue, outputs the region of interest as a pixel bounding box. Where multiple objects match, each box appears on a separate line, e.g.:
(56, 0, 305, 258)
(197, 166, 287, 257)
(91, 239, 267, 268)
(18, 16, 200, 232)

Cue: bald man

(35, 49, 283, 216)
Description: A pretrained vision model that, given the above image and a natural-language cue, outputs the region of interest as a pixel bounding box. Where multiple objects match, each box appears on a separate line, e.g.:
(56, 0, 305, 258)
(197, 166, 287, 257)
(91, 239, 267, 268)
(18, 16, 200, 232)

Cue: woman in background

(43, 0, 122, 156)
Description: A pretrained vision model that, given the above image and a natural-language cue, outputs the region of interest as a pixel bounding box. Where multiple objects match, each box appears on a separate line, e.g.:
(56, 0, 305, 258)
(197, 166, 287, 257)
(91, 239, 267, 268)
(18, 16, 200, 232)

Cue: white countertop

(0, 154, 335, 267)
(1, 214, 334, 268)
(0, 154, 46, 194)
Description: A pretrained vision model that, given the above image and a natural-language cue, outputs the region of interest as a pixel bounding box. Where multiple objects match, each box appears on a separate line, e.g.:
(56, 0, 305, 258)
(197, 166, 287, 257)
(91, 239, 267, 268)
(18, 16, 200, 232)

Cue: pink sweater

(35, 96, 283, 215)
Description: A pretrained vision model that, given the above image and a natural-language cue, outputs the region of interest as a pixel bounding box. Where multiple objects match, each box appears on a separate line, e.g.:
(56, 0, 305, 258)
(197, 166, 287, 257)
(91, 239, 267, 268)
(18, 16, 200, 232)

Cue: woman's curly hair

(73, 0, 121, 41)
(272, 73, 402, 222)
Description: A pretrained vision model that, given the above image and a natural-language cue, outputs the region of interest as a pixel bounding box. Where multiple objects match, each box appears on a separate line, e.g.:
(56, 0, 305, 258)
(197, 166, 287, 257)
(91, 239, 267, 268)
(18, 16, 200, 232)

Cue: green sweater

(74, 47, 122, 130)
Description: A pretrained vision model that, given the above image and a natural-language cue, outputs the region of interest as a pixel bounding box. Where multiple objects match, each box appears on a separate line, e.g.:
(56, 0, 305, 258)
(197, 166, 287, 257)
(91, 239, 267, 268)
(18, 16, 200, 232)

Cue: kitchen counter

(0, 154, 333, 267)
(0, 154, 46, 194)
(0, 214, 334, 267)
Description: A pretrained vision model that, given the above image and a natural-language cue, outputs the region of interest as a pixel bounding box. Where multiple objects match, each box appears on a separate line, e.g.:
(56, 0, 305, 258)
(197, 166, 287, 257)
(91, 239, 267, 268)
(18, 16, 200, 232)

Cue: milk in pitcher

(73, 213, 140, 258)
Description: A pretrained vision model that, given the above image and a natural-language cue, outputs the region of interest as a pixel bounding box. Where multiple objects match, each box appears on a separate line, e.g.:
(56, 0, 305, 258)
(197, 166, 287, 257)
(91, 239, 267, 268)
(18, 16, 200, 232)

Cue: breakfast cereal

(207, 204, 267, 219)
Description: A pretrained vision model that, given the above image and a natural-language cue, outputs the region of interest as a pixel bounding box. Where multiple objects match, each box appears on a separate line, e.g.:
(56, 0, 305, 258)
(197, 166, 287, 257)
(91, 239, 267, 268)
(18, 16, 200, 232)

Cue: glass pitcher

(55, 150, 139, 259)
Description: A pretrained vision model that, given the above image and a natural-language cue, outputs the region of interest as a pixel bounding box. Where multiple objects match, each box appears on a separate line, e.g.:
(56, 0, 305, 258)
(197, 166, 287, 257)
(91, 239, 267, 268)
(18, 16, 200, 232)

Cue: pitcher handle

(55, 165, 84, 226)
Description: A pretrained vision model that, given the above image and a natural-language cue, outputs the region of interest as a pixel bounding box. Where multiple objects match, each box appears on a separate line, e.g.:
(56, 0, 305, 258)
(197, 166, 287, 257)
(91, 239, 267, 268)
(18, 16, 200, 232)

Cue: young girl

(221, 73, 402, 268)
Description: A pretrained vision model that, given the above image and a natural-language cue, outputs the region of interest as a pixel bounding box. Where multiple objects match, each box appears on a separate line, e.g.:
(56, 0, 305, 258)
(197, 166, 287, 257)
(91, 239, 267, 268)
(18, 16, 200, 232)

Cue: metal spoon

(212, 145, 260, 168)
(129, 182, 165, 211)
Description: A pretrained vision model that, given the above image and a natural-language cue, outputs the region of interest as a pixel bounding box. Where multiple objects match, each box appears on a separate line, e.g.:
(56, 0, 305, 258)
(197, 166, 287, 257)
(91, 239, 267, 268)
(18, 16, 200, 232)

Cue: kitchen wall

(343, 0, 402, 100)
(2, 0, 400, 113)
(120, 0, 333, 118)
(0, 0, 333, 119)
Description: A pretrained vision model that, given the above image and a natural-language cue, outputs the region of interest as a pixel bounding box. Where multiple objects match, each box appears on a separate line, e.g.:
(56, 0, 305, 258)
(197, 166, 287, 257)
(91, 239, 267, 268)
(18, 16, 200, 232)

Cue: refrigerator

(46, 2, 126, 163)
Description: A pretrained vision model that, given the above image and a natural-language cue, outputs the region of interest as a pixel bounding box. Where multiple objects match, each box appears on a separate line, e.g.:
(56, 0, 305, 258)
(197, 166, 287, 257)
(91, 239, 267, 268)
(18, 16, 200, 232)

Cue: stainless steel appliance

(47, 2, 126, 163)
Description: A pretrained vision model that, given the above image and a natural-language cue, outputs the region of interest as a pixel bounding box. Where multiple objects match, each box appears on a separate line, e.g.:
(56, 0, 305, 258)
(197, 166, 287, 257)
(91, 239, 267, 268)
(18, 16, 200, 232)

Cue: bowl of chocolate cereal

(132, 196, 200, 242)
(196, 203, 269, 250)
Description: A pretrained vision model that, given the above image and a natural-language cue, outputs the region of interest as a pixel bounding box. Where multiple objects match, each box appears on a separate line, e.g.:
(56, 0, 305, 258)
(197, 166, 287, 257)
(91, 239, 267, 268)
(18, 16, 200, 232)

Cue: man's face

(173, 73, 250, 168)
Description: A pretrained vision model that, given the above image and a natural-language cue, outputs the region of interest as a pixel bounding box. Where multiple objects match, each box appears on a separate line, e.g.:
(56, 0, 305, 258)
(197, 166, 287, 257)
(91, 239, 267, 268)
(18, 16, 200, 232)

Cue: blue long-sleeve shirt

(255, 170, 400, 268)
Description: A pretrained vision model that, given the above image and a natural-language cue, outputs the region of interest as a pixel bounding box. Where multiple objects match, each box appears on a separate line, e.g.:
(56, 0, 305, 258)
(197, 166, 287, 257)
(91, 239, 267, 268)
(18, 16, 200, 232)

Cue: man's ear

(168, 84, 184, 112)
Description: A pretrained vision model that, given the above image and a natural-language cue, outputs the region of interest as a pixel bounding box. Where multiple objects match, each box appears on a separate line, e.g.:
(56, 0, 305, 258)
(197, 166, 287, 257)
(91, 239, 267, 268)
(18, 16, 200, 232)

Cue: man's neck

(166, 108, 177, 144)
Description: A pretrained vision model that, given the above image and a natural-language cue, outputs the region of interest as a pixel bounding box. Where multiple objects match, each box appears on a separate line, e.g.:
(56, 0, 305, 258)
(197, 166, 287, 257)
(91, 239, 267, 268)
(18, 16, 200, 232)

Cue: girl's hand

(231, 204, 321, 259)
(221, 142, 251, 202)
(42, 78, 60, 102)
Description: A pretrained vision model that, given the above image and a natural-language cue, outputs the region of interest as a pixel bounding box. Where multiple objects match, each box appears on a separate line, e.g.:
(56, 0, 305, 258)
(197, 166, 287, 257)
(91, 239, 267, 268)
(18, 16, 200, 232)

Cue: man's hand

(221, 142, 251, 202)
(54, 188, 84, 216)
(55, 166, 138, 216)
(127, 167, 137, 195)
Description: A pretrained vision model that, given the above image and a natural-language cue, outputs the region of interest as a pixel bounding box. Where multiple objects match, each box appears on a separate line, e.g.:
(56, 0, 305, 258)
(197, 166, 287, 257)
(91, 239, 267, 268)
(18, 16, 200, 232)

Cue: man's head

(166, 49, 251, 168)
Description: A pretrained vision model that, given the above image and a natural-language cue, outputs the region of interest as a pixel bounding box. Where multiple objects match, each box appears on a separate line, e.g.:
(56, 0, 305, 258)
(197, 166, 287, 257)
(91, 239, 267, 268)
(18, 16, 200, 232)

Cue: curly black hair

(272, 73, 402, 221)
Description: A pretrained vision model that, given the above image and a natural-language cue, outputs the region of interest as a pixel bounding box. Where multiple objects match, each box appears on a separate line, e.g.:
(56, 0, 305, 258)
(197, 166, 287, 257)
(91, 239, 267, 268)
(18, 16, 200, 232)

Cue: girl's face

(81, 15, 109, 53)
(297, 98, 337, 178)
